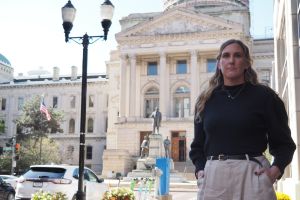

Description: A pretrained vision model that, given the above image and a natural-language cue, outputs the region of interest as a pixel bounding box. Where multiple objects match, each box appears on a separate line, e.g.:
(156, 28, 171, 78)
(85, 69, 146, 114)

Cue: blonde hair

(194, 39, 259, 121)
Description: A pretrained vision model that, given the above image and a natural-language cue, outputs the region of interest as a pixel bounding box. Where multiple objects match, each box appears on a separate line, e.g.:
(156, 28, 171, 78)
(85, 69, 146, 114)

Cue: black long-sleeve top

(189, 82, 296, 177)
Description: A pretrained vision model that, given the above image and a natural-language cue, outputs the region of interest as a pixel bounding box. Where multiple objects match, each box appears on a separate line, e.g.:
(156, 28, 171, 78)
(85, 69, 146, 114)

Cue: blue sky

(0, 0, 273, 76)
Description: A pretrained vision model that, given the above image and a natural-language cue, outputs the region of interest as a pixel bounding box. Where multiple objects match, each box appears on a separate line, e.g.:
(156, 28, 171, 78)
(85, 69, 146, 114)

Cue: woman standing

(189, 39, 296, 200)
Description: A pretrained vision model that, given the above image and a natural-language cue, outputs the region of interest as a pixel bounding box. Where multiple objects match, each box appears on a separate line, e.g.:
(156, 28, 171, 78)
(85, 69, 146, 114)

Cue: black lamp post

(61, 1, 114, 200)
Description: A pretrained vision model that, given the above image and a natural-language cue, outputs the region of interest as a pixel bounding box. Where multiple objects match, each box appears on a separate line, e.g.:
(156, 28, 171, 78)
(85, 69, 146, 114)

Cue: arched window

(69, 118, 75, 134)
(87, 118, 93, 133)
(174, 86, 190, 118)
(144, 87, 159, 118)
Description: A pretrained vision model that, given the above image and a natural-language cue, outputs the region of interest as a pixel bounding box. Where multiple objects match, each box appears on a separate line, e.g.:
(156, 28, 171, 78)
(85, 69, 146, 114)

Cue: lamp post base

(76, 191, 86, 200)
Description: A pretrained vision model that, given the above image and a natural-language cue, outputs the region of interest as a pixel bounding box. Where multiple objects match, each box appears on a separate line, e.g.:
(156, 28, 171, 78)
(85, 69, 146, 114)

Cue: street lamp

(61, 1, 114, 200)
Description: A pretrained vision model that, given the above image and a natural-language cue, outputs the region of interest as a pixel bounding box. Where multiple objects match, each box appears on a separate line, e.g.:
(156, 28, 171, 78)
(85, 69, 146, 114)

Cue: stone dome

(0, 53, 11, 67)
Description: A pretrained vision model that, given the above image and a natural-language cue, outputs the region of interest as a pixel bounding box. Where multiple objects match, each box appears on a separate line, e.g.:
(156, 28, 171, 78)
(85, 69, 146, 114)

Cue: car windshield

(23, 167, 66, 179)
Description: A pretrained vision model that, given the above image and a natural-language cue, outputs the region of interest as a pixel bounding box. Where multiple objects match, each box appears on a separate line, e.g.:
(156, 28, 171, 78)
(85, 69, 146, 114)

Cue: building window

(176, 60, 187, 74)
(207, 59, 217, 73)
(144, 87, 159, 118)
(0, 120, 5, 133)
(147, 62, 158, 75)
(105, 117, 108, 133)
(53, 96, 58, 108)
(87, 118, 93, 133)
(259, 69, 271, 85)
(86, 146, 93, 160)
(88, 95, 94, 108)
(70, 96, 76, 108)
(66, 145, 74, 159)
(174, 86, 190, 118)
(16, 124, 22, 135)
(18, 97, 24, 111)
(298, 4, 300, 40)
(1, 98, 6, 111)
(69, 119, 75, 134)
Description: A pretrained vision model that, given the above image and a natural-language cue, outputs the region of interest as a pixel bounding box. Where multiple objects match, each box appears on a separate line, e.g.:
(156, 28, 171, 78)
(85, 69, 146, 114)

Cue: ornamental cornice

(116, 117, 194, 126)
(118, 30, 244, 48)
(0, 80, 108, 89)
(117, 8, 241, 39)
(164, 0, 249, 10)
(252, 54, 274, 59)
(49, 135, 106, 140)
(0, 65, 13, 73)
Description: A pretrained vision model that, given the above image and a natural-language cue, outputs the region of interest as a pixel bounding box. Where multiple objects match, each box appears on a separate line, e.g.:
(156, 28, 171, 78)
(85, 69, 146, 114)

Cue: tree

(15, 96, 64, 139)
(0, 152, 12, 174)
(14, 95, 64, 170)
(16, 137, 62, 174)
(0, 119, 5, 134)
(0, 138, 63, 174)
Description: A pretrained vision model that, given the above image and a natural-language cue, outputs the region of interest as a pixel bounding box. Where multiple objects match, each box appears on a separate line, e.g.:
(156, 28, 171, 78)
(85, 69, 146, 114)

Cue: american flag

(40, 97, 51, 121)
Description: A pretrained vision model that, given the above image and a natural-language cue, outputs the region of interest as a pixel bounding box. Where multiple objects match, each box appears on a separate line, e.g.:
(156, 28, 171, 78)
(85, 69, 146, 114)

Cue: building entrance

(171, 131, 186, 162)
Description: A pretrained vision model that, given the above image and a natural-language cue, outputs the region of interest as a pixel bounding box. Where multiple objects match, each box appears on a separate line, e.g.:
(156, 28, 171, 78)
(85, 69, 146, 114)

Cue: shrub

(31, 190, 68, 200)
(276, 191, 291, 200)
(102, 187, 135, 200)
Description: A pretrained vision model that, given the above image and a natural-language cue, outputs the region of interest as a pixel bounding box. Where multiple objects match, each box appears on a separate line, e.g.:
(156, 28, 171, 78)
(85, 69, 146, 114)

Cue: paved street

(169, 191, 197, 200)
(106, 179, 198, 200)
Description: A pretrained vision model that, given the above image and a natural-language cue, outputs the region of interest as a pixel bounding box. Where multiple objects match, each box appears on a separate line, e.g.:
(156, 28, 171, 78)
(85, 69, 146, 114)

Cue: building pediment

(116, 8, 242, 40)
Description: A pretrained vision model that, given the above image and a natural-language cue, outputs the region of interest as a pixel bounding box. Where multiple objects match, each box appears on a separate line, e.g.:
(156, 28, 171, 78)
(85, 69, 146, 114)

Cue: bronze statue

(140, 136, 149, 158)
(163, 136, 171, 158)
(150, 107, 162, 134)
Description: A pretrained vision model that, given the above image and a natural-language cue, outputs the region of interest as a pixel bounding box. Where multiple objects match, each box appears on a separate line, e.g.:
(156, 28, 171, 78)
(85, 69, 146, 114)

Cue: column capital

(159, 51, 166, 58)
(120, 53, 128, 60)
(190, 50, 198, 57)
(129, 53, 136, 61)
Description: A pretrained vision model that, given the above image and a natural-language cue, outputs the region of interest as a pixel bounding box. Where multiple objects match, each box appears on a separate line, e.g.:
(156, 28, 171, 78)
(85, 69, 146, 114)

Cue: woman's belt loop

(245, 154, 249, 161)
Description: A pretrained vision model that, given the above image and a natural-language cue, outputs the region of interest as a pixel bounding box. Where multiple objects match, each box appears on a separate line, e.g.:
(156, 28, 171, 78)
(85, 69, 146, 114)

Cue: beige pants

(197, 156, 276, 200)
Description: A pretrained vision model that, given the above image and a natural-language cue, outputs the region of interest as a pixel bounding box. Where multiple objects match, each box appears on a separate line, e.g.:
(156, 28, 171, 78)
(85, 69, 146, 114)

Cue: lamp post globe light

(61, 1, 114, 200)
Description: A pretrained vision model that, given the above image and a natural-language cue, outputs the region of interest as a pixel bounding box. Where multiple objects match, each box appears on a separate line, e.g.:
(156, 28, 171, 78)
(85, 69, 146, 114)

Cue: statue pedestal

(148, 133, 163, 158)
(125, 134, 186, 182)
(136, 158, 147, 170)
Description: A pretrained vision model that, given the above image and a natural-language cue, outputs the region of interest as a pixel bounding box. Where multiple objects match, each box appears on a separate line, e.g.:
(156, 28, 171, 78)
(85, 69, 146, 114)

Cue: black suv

(0, 176, 15, 200)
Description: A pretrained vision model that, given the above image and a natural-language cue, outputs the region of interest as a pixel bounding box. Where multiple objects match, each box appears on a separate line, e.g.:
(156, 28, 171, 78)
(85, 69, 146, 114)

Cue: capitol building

(0, 0, 299, 198)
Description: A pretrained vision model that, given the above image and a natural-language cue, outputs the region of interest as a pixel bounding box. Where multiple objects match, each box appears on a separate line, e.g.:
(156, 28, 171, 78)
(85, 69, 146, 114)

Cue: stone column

(119, 54, 127, 118)
(190, 50, 199, 113)
(159, 52, 167, 117)
(129, 54, 136, 117)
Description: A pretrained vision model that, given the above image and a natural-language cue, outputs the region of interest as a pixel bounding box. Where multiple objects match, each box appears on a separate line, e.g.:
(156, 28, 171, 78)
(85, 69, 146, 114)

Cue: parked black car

(0, 176, 15, 200)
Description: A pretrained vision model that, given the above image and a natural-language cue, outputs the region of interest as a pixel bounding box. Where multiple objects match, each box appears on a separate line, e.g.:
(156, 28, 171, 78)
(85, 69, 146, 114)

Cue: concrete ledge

(105, 179, 198, 192)
(158, 194, 172, 200)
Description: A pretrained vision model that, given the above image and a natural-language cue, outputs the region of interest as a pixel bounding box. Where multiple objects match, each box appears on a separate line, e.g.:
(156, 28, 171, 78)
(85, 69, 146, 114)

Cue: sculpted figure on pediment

(141, 19, 212, 36)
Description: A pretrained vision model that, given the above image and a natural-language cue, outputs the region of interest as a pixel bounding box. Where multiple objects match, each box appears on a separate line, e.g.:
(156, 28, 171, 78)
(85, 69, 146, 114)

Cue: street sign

(3, 147, 12, 151)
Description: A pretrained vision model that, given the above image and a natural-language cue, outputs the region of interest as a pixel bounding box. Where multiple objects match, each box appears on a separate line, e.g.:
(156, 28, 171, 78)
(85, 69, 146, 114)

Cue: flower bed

(276, 191, 291, 200)
(102, 187, 135, 200)
(31, 190, 67, 200)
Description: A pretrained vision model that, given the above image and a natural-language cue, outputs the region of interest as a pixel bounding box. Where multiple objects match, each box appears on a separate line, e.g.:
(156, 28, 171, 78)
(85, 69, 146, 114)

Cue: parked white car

(15, 164, 108, 200)
(0, 175, 18, 189)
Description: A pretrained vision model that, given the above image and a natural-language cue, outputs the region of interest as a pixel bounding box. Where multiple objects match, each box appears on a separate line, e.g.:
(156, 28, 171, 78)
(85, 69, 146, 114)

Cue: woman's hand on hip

(196, 170, 204, 179)
(254, 166, 281, 183)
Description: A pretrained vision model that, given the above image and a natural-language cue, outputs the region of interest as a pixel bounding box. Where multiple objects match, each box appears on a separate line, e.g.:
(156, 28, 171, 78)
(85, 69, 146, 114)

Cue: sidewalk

(104, 179, 198, 192)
